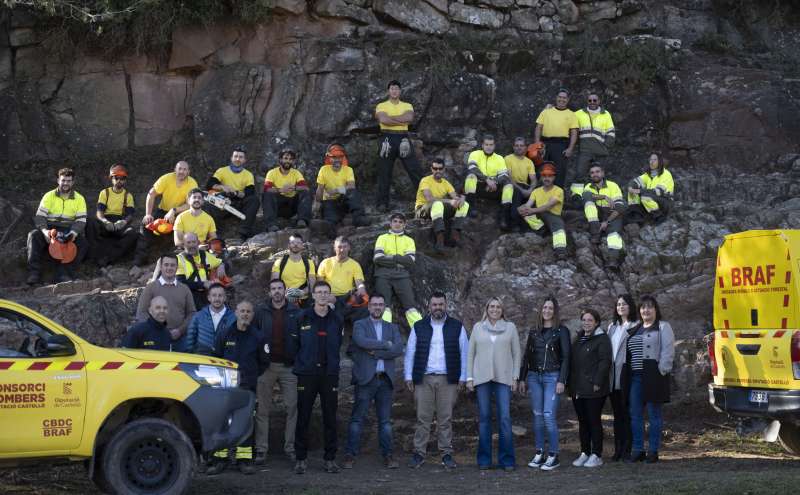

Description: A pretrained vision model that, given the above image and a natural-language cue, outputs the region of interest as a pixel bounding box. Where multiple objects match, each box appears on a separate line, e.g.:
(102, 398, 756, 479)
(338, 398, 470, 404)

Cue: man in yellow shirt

(317, 236, 368, 323)
(263, 148, 312, 232)
(314, 144, 368, 236)
(374, 80, 423, 213)
(271, 233, 317, 306)
(534, 89, 578, 189)
(174, 189, 217, 248)
(463, 135, 514, 230)
(135, 160, 198, 266)
(415, 158, 469, 254)
(518, 162, 568, 261)
(176, 232, 226, 309)
(505, 137, 537, 232)
(87, 164, 138, 267)
(27, 168, 88, 284)
(205, 145, 260, 240)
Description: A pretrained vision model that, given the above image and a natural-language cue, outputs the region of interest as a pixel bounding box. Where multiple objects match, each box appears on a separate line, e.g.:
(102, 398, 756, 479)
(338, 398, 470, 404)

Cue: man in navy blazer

(342, 293, 405, 469)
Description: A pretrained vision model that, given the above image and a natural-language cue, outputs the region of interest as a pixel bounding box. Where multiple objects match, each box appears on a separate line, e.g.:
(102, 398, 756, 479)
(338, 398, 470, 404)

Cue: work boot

(434, 232, 447, 255)
(554, 248, 568, 261)
(239, 460, 256, 475)
(589, 222, 601, 244)
(205, 459, 228, 476)
(296, 219, 308, 228)
(26, 271, 41, 286)
(500, 205, 512, 231)
(465, 194, 478, 218)
(448, 229, 461, 247)
(253, 449, 266, 465)
(606, 251, 621, 270)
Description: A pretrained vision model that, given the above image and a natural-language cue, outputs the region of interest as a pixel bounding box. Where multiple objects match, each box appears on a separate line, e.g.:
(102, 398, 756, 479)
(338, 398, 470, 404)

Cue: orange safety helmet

(539, 162, 557, 177)
(347, 292, 369, 308)
(109, 164, 128, 177)
(323, 143, 349, 167)
(526, 142, 545, 166)
(145, 218, 174, 235)
(48, 230, 77, 264)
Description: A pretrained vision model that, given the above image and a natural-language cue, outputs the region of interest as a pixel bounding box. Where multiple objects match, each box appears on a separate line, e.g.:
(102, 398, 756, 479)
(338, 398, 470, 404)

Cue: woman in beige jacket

(467, 298, 521, 470)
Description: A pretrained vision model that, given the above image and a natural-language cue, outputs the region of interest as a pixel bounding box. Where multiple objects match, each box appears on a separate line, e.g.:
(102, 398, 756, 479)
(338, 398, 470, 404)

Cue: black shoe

(645, 452, 659, 464)
(254, 449, 266, 465)
(26, 272, 41, 285)
(441, 454, 457, 469)
(554, 248, 568, 261)
(205, 460, 228, 476)
(611, 451, 623, 462)
(239, 460, 256, 474)
(625, 451, 646, 463)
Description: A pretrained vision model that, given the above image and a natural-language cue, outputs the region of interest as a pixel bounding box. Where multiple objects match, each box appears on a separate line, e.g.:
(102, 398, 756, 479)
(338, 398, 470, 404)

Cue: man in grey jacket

(342, 294, 405, 469)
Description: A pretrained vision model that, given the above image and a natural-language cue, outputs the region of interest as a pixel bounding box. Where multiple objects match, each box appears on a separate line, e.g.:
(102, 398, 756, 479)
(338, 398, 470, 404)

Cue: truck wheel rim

(123, 438, 178, 489)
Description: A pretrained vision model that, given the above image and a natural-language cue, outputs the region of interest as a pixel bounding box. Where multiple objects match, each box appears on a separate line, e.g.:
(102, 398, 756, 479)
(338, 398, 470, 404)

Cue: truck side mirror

(45, 334, 76, 357)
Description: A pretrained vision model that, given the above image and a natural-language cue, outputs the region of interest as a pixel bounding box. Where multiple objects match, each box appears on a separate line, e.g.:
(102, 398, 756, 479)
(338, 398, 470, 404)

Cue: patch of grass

(693, 32, 736, 54)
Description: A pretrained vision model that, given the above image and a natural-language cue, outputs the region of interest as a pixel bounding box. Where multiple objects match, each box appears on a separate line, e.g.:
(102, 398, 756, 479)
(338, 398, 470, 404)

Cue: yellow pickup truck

(708, 230, 800, 455)
(0, 298, 254, 494)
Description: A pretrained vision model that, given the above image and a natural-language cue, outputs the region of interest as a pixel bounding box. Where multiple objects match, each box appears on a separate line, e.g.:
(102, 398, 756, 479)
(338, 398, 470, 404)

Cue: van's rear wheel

(100, 418, 196, 495)
(778, 422, 800, 456)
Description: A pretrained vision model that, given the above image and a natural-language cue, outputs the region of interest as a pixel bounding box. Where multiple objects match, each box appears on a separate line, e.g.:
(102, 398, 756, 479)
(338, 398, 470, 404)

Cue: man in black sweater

(121, 296, 172, 351)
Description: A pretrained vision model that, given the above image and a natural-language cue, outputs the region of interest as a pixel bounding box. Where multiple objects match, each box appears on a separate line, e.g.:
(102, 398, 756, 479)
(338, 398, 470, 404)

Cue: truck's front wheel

(99, 418, 196, 495)
(778, 422, 800, 456)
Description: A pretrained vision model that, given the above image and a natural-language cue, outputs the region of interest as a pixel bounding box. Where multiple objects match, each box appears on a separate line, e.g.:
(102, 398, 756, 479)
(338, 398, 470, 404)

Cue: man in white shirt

(403, 291, 468, 469)
(135, 253, 196, 342)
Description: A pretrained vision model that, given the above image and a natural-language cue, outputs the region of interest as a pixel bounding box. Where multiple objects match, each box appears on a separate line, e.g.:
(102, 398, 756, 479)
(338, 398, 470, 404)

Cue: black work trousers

(27, 228, 88, 274)
(86, 216, 138, 264)
(295, 372, 339, 461)
(322, 190, 364, 226)
(134, 208, 171, 263)
(610, 388, 631, 457)
(206, 194, 260, 238)
(543, 137, 570, 189)
(511, 183, 531, 229)
(262, 191, 312, 229)
(572, 395, 606, 457)
(376, 132, 423, 208)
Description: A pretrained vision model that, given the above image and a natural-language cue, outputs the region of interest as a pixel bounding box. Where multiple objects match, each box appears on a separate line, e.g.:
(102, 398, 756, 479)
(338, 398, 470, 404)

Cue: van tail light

(707, 332, 718, 377)
(791, 331, 800, 380)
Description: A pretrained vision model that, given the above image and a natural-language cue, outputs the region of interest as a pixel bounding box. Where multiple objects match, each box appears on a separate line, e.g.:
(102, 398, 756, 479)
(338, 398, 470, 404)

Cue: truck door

(0, 308, 87, 454)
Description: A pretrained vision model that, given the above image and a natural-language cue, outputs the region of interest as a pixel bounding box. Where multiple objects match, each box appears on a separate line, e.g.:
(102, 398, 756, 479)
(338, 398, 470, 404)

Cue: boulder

(169, 24, 241, 71)
(265, 0, 307, 15)
(373, 0, 451, 35)
(577, 0, 618, 22)
(314, 0, 376, 24)
(130, 73, 192, 146)
(449, 3, 507, 29)
(511, 9, 541, 31)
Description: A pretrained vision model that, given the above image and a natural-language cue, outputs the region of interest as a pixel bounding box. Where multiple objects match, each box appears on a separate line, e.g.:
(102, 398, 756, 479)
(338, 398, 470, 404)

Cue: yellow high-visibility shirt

(177, 250, 222, 281)
(36, 189, 87, 230)
(583, 180, 624, 208)
(633, 169, 674, 197)
(317, 165, 355, 200)
(374, 232, 416, 257)
(174, 210, 216, 242)
(375, 100, 413, 132)
(415, 175, 455, 208)
(467, 150, 507, 178)
(96, 188, 135, 217)
(535, 107, 578, 138)
(317, 256, 364, 296)
(212, 166, 255, 193)
(530, 185, 564, 216)
(271, 256, 316, 289)
(504, 154, 535, 184)
(264, 167, 307, 198)
(575, 108, 615, 144)
(153, 172, 199, 211)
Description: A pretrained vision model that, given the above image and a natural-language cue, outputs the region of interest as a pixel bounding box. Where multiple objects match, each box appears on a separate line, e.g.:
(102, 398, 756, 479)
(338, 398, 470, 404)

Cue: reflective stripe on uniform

(552, 229, 567, 249)
(607, 232, 624, 250)
(405, 308, 423, 328)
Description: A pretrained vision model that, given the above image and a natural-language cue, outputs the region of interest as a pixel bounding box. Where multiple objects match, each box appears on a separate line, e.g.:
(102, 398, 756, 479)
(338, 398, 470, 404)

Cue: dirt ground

(3, 393, 798, 495)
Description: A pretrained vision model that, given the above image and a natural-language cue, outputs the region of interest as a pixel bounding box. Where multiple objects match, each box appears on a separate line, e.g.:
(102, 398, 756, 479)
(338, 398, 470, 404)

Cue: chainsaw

(203, 191, 246, 220)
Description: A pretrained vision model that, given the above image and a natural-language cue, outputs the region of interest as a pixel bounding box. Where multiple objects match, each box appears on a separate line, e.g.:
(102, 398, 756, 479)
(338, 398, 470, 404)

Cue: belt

(381, 130, 410, 135)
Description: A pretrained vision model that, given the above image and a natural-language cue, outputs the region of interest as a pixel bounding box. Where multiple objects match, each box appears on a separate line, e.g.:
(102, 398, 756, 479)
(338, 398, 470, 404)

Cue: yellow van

(0, 299, 254, 494)
(708, 230, 800, 454)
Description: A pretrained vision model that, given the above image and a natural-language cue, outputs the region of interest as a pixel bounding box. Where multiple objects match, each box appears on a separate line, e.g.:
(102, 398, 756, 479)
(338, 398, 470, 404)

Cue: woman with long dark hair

(519, 296, 571, 471)
(569, 308, 612, 468)
(625, 152, 675, 224)
(607, 294, 638, 461)
(623, 294, 675, 464)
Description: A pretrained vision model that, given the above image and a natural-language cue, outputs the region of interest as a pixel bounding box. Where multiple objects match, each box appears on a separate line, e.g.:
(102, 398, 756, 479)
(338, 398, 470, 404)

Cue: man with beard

(571, 93, 616, 201)
(463, 135, 514, 230)
(414, 158, 469, 254)
(206, 145, 260, 240)
(504, 137, 537, 231)
(174, 188, 217, 248)
(263, 148, 312, 232)
(87, 164, 138, 267)
(582, 163, 625, 270)
(182, 283, 235, 356)
(27, 167, 88, 284)
(176, 232, 226, 309)
(518, 162, 568, 260)
(314, 144, 369, 236)
(271, 233, 316, 307)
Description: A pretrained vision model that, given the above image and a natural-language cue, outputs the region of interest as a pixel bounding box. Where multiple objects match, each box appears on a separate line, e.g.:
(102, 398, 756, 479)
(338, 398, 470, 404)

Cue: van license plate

(749, 391, 768, 404)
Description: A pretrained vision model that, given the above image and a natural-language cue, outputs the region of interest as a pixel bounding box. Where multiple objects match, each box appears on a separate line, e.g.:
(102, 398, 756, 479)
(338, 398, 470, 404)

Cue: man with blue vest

(180, 283, 235, 355)
(403, 291, 468, 469)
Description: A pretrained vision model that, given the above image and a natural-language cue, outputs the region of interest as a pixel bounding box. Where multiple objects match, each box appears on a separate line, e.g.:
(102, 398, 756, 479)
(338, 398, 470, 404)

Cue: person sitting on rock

(181, 283, 235, 356)
(316, 235, 369, 324)
(581, 162, 625, 270)
(176, 232, 226, 310)
(518, 162, 568, 261)
(374, 79, 423, 213)
(263, 147, 312, 232)
(174, 188, 217, 249)
(87, 164, 138, 267)
(463, 135, 514, 230)
(314, 144, 368, 235)
(122, 296, 173, 351)
(134, 160, 198, 266)
(534, 89, 578, 189)
(205, 145, 260, 241)
(135, 253, 196, 344)
(373, 213, 423, 328)
(271, 233, 316, 307)
(26, 167, 88, 285)
(625, 153, 674, 225)
(414, 158, 469, 254)
(505, 137, 538, 232)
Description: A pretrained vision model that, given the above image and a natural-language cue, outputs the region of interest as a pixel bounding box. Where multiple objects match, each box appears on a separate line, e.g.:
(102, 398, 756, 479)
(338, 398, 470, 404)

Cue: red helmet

(539, 162, 557, 177)
(324, 144, 350, 167)
(109, 164, 128, 177)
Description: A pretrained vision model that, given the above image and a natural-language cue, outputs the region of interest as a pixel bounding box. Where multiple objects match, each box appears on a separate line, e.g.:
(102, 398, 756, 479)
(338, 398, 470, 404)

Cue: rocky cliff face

(1, 0, 799, 403)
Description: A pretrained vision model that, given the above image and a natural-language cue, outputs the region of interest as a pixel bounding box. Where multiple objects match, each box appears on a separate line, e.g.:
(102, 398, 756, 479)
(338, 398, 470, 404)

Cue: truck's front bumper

(708, 384, 800, 417)
(184, 387, 255, 453)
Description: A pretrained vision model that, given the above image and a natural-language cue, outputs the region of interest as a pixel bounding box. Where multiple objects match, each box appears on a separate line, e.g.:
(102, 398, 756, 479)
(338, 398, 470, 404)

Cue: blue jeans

(527, 371, 561, 453)
(345, 375, 394, 457)
(629, 372, 663, 453)
(476, 381, 515, 468)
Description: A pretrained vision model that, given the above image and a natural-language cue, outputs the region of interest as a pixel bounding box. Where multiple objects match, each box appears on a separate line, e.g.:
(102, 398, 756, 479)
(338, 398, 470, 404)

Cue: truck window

(0, 310, 53, 358)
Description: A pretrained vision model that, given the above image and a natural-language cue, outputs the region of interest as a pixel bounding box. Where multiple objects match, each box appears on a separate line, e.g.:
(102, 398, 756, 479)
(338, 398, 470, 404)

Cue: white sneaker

(527, 450, 545, 468)
(583, 454, 603, 468)
(540, 455, 560, 471)
(572, 452, 589, 467)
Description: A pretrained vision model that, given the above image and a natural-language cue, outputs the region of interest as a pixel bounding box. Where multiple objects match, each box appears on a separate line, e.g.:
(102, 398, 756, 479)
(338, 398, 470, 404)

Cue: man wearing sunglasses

(571, 93, 616, 203)
(87, 164, 139, 267)
(414, 158, 469, 254)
